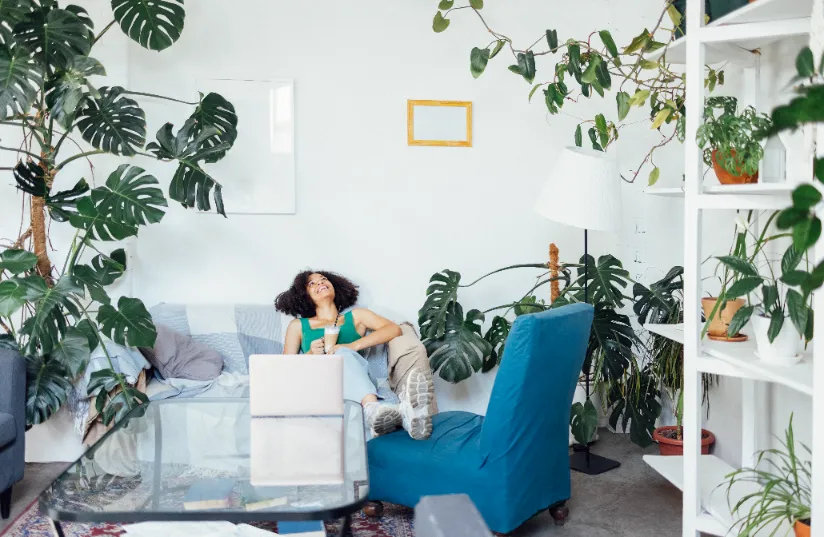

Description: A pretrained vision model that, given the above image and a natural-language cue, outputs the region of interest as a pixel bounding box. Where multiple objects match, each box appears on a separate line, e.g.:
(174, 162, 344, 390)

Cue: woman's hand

(329, 343, 357, 354)
(308, 339, 325, 355)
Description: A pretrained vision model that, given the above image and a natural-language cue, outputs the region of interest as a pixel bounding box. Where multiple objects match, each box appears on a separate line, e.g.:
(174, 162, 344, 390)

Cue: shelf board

(643, 455, 735, 537)
(648, 0, 813, 64)
(702, 183, 795, 195)
(645, 323, 814, 395)
(644, 187, 685, 197)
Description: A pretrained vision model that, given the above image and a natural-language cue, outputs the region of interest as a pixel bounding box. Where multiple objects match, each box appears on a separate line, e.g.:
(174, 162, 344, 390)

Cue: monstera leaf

(0, 0, 35, 47)
(91, 164, 167, 226)
(0, 248, 37, 274)
(77, 86, 146, 156)
(147, 119, 229, 215)
(633, 266, 684, 325)
(418, 270, 461, 340)
(69, 196, 138, 241)
(111, 0, 185, 51)
(13, 159, 47, 196)
(88, 368, 149, 425)
(49, 326, 90, 376)
(96, 296, 157, 348)
(14, 7, 91, 72)
(589, 303, 635, 384)
(575, 254, 631, 307)
(0, 275, 41, 316)
(0, 45, 43, 119)
(73, 249, 126, 305)
(483, 315, 511, 371)
(608, 365, 661, 448)
(425, 304, 492, 383)
(46, 55, 105, 128)
(20, 274, 83, 355)
(570, 399, 598, 445)
(47, 178, 90, 221)
(26, 354, 72, 425)
(190, 92, 238, 163)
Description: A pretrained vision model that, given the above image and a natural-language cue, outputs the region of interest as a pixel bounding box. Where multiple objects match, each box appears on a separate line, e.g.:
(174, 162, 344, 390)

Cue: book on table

(182, 478, 236, 511)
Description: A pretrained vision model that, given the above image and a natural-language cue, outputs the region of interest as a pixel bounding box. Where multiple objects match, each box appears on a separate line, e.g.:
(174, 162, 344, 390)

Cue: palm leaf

(417, 270, 461, 340)
(424, 305, 491, 383)
(76, 86, 146, 156)
(0, 44, 42, 119)
(68, 196, 138, 241)
(45, 55, 105, 129)
(90, 164, 167, 227)
(20, 274, 83, 355)
(48, 326, 90, 376)
(111, 0, 185, 51)
(25, 354, 72, 425)
(147, 119, 229, 215)
(190, 92, 238, 163)
(14, 7, 91, 72)
(96, 296, 156, 347)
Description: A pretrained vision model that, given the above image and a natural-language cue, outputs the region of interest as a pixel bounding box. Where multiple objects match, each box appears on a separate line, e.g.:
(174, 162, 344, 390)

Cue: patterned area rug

(0, 501, 415, 537)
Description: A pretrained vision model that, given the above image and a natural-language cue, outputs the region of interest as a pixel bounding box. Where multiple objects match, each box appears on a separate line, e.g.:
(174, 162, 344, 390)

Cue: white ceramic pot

(751, 314, 803, 366)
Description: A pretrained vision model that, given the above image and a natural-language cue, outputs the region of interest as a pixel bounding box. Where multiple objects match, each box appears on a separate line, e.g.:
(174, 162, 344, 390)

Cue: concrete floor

(0, 431, 682, 536)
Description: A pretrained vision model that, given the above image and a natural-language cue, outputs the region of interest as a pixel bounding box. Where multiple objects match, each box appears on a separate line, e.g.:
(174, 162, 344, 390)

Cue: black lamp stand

(569, 228, 621, 475)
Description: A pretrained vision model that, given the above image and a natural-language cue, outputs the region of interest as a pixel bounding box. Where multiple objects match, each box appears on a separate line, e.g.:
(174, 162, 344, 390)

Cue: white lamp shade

(534, 146, 622, 232)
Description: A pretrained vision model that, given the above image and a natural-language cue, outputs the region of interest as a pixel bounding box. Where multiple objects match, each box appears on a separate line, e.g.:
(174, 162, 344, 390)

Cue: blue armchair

(0, 349, 25, 519)
(367, 303, 594, 533)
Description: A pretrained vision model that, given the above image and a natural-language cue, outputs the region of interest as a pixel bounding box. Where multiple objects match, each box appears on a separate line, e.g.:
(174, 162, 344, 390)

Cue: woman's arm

(283, 319, 303, 354)
(335, 308, 401, 352)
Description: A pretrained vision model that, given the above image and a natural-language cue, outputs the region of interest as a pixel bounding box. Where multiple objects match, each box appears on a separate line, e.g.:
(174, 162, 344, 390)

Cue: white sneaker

(399, 368, 435, 440)
(364, 402, 402, 437)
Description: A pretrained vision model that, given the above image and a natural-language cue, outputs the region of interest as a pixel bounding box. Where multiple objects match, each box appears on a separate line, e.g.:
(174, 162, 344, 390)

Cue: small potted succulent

(724, 416, 811, 537)
(696, 96, 772, 184)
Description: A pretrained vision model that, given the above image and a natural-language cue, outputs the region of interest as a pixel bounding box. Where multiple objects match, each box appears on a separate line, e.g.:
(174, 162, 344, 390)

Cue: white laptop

(247, 354, 345, 486)
(248, 354, 344, 417)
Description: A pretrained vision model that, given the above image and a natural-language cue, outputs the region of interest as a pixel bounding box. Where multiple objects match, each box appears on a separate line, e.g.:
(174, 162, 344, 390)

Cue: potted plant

(724, 415, 811, 537)
(715, 210, 813, 366)
(696, 96, 772, 184)
(702, 214, 753, 342)
(634, 268, 716, 455)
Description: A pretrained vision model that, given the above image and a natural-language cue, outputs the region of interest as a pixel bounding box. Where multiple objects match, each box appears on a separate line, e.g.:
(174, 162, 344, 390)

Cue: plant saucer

(754, 351, 802, 366)
(707, 333, 748, 342)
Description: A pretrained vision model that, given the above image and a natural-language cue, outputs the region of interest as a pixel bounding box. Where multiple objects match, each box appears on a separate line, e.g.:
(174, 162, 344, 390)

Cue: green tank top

(300, 310, 362, 353)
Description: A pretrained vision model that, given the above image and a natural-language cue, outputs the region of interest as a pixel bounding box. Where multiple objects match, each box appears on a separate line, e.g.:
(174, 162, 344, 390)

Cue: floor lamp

(534, 146, 623, 475)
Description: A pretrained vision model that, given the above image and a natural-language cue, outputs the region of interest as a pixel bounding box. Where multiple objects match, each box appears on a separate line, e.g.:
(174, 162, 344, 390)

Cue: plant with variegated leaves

(0, 0, 239, 427)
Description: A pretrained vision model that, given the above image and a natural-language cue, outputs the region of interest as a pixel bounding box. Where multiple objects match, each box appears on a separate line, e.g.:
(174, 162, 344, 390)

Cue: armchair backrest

(479, 303, 593, 462)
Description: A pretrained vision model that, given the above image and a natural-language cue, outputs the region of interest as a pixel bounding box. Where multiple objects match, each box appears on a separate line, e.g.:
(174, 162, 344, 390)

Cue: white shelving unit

(643, 1, 822, 536)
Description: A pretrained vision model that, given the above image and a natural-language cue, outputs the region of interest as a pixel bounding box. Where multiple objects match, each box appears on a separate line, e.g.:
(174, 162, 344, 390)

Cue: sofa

(367, 304, 594, 533)
(25, 303, 432, 462)
(0, 348, 25, 519)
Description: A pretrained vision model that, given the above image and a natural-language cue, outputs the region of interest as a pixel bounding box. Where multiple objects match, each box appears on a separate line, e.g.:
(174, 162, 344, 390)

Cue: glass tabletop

(39, 399, 368, 523)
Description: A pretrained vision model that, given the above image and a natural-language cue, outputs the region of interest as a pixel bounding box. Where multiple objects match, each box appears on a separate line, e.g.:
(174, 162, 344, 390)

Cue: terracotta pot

(653, 426, 716, 456)
(702, 297, 746, 339)
(794, 520, 811, 537)
(711, 149, 759, 185)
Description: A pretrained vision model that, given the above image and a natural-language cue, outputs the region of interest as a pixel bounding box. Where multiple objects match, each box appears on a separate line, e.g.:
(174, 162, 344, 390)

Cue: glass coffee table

(39, 399, 368, 537)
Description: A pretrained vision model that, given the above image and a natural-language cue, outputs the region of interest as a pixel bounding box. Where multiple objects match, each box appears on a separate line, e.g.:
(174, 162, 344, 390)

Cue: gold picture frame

(407, 100, 472, 147)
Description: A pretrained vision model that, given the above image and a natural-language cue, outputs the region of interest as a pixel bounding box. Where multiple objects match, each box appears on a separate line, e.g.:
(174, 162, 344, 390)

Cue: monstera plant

(0, 0, 238, 426)
(418, 254, 667, 448)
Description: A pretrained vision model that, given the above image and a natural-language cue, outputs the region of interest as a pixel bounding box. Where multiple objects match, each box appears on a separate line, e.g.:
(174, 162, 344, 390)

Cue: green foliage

(570, 399, 598, 445)
(632, 266, 683, 325)
(608, 364, 661, 448)
(696, 96, 772, 176)
(0, 0, 238, 428)
(424, 304, 491, 383)
(725, 416, 811, 533)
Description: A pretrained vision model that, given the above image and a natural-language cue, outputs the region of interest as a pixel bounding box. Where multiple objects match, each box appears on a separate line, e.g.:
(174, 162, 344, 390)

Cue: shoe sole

(403, 369, 435, 440)
(371, 407, 402, 437)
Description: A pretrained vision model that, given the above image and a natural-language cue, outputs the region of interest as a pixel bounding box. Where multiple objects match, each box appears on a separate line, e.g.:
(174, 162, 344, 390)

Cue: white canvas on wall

(196, 78, 296, 214)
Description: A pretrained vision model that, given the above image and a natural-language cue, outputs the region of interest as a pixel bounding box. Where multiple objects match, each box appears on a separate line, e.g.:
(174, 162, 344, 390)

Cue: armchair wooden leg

(1, 487, 12, 520)
(548, 501, 569, 526)
(362, 501, 383, 518)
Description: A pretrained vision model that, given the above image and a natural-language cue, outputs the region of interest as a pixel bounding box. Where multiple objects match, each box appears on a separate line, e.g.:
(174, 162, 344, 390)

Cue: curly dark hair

(274, 270, 359, 318)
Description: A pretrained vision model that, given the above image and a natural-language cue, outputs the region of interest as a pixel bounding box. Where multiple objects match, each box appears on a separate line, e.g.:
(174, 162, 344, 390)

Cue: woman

(276, 270, 434, 440)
